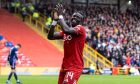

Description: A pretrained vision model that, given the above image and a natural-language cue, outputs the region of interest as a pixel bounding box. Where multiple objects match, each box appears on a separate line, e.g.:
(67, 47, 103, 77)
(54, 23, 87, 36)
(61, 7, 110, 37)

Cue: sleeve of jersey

(74, 26, 84, 35)
(60, 31, 64, 37)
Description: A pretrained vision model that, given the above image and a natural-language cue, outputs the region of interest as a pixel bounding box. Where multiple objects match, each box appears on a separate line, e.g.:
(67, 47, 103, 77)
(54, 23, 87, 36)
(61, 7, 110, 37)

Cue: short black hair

(73, 11, 84, 19)
(17, 44, 21, 48)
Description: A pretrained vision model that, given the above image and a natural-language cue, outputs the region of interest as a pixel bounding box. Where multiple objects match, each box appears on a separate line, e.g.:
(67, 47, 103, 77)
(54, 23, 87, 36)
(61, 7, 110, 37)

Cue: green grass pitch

(0, 75, 140, 84)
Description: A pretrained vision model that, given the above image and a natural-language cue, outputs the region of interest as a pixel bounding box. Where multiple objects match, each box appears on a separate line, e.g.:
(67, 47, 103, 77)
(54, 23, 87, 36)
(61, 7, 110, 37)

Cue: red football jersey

(61, 25, 86, 70)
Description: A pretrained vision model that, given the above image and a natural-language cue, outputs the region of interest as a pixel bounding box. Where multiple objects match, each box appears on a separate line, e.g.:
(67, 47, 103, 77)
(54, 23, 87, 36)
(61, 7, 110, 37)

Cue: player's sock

(14, 72, 18, 81)
(8, 72, 13, 80)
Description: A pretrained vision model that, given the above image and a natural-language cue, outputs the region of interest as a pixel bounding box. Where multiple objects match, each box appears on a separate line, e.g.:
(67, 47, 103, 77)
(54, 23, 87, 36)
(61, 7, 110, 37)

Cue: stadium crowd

(5, 1, 140, 67)
(83, 6, 140, 67)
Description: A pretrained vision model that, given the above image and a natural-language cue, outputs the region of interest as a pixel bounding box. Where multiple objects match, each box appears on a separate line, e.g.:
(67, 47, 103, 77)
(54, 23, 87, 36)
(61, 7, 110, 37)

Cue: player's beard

(71, 18, 80, 27)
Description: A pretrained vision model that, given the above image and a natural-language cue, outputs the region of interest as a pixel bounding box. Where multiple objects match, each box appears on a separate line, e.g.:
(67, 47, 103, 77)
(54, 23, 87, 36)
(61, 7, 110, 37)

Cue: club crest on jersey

(64, 34, 72, 41)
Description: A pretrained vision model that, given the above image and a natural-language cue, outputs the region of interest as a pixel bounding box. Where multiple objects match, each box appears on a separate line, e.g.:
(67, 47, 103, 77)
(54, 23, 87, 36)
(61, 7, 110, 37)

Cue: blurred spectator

(129, 65, 140, 75)
(21, 4, 28, 21)
(45, 16, 52, 28)
(32, 10, 39, 19)
(89, 63, 95, 75)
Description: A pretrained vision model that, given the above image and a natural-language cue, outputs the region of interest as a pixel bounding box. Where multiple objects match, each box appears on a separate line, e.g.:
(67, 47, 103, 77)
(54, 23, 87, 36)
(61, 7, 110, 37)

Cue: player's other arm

(47, 23, 63, 40)
(7, 49, 12, 61)
(48, 11, 63, 40)
(7, 54, 10, 61)
(15, 53, 18, 60)
(50, 6, 78, 35)
(55, 4, 83, 35)
(58, 17, 77, 35)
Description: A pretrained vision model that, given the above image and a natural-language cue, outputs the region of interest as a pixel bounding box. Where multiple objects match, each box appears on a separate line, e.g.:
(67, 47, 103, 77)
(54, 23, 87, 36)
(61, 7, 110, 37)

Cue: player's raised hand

(55, 3, 65, 15)
(51, 4, 65, 20)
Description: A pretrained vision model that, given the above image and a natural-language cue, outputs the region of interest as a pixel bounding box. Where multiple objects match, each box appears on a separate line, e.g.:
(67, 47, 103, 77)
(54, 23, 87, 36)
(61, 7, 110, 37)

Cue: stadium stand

(0, 9, 63, 67)
(0, 34, 35, 67)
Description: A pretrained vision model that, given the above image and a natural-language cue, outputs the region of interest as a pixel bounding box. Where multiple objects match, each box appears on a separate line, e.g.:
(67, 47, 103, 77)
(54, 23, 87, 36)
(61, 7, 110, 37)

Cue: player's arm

(6, 55, 10, 66)
(58, 16, 77, 35)
(54, 4, 81, 35)
(16, 53, 21, 64)
(7, 54, 10, 61)
(7, 49, 12, 61)
(48, 11, 63, 40)
(47, 24, 63, 40)
(13, 48, 18, 60)
(15, 53, 18, 60)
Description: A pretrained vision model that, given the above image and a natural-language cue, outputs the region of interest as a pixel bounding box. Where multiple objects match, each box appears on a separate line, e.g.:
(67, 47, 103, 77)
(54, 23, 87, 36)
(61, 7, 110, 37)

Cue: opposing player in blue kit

(6, 44, 22, 84)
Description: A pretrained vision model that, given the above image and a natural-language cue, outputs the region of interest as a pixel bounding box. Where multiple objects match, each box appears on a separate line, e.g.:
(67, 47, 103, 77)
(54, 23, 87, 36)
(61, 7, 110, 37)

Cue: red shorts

(58, 68, 83, 84)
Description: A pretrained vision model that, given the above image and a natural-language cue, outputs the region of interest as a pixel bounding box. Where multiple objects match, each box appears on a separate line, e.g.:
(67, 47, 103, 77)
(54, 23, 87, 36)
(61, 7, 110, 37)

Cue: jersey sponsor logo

(64, 34, 72, 41)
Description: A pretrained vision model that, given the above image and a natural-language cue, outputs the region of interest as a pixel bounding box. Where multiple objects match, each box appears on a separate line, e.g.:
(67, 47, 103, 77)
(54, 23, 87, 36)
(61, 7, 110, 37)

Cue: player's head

(71, 11, 84, 27)
(15, 44, 21, 49)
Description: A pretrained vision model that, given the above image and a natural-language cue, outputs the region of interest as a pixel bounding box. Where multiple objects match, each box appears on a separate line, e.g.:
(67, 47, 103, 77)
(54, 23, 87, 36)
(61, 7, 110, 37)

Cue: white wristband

(51, 20, 57, 26)
(59, 15, 64, 19)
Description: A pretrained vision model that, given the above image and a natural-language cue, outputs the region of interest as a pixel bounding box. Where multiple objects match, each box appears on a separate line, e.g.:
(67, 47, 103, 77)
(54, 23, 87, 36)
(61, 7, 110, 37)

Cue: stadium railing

(84, 44, 113, 68)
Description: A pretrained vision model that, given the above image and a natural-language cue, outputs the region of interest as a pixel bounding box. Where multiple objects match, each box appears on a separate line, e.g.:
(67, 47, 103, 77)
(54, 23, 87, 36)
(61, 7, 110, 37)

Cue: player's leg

(58, 69, 66, 84)
(13, 69, 19, 83)
(73, 69, 83, 84)
(12, 62, 21, 84)
(6, 61, 14, 84)
(7, 70, 13, 81)
(6, 71, 13, 84)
